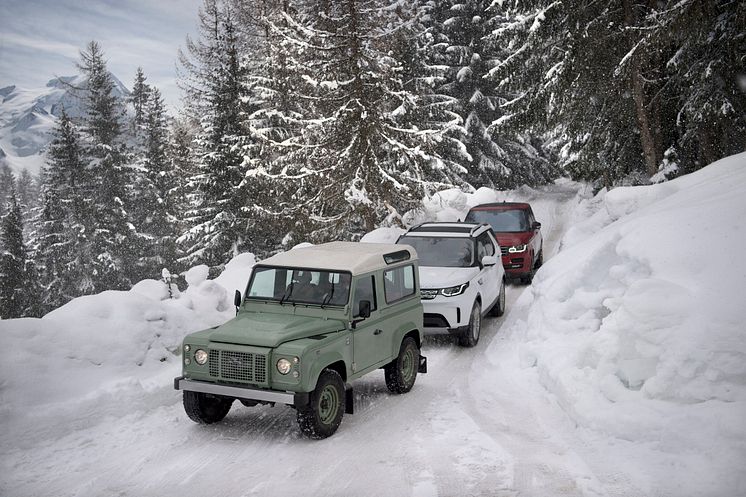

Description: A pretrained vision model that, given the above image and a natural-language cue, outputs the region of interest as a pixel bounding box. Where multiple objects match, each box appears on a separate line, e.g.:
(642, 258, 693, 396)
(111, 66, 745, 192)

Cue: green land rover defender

(174, 241, 427, 438)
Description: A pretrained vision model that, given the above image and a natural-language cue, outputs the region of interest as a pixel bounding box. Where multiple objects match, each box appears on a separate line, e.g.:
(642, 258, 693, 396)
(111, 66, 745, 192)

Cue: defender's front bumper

(174, 377, 309, 407)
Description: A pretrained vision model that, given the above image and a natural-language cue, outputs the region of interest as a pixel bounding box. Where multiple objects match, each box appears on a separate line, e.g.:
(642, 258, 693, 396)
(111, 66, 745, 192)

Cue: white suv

(396, 223, 506, 347)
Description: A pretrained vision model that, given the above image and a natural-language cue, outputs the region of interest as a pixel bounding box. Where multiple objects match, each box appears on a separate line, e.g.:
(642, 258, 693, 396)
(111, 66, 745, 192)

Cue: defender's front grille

(421, 289, 438, 300)
(208, 349, 267, 383)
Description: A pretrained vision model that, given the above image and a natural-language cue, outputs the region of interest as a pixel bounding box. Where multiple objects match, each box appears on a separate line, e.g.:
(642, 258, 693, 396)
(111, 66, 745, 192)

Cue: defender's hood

(208, 311, 346, 348)
(419, 266, 479, 289)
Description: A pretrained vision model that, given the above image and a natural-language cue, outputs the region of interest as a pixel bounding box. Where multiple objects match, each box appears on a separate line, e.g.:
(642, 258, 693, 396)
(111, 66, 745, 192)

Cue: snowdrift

(504, 152, 746, 494)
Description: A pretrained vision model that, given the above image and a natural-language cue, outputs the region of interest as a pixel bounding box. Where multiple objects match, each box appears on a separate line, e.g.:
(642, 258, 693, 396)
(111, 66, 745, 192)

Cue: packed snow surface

(1, 154, 745, 496)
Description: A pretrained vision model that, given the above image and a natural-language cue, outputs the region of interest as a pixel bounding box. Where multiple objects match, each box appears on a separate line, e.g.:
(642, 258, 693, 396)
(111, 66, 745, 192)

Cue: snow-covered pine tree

(132, 86, 180, 277)
(16, 169, 38, 222)
(426, 0, 555, 188)
(178, 0, 255, 267)
(130, 66, 151, 133)
(486, 1, 656, 185)
(0, 163, 14, 217)
(274, 0, 466, 241)
(622, 0, 746, 174)
(0, 189, 38, 318)
(36, 107, 94, 309)
(77, 41, 137, 290)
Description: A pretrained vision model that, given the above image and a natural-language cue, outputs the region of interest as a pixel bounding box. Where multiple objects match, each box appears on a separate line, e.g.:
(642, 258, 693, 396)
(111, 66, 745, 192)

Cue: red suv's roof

(468, 202, 531, 211)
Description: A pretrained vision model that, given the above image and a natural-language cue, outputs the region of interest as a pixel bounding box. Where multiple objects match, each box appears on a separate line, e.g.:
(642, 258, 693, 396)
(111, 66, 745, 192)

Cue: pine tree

(77, 41, 136, 290)
(0, 190, 37, 318)
(130, 66, 151, 132)
(37, 107, 93, 308)
(270, 0, 467, 241)
(178, 1, 255, 266)
(16, 168, 38, 222)
(132, 86, 180, 277)
(0, 163, 14, 217)
(427, 0, 555, 188)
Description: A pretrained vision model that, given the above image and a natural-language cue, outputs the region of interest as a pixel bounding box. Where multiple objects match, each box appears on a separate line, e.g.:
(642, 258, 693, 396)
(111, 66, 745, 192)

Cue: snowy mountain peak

(0, 73, 130, 175)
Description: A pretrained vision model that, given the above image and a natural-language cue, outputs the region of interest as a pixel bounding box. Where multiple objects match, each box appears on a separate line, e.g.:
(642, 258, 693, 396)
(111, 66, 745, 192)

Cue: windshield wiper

(279, 283, 294, 305)
(321, 282, 336, 308)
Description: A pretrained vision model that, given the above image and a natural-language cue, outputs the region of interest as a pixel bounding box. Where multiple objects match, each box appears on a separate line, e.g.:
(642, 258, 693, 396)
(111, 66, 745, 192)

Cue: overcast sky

(0, 0, 203, 110)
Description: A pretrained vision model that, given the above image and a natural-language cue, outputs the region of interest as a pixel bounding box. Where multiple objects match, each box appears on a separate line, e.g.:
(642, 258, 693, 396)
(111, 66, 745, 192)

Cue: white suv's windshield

(466, 209, 529, 232)
(399, 236, 474, 267)
(247, 266, 351, 306)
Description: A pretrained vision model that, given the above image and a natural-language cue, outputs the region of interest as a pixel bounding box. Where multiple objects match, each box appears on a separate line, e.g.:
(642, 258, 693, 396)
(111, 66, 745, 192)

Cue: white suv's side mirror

(481, 255, 498, 267)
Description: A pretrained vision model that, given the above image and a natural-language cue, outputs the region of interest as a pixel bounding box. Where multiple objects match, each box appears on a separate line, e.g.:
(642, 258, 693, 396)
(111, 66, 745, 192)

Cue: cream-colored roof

(260, 241, 417, 275)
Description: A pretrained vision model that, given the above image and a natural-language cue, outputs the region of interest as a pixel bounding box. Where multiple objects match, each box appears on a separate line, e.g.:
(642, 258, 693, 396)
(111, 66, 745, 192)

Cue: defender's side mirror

(481, 255, 498, 267)
(234, 290, 242, 314)
(358, 300, 371, 319)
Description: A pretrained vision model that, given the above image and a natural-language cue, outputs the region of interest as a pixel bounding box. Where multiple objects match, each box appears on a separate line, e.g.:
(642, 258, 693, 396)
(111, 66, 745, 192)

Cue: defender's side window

(353, 276, 377, 317)
(384, 265, 415, 303)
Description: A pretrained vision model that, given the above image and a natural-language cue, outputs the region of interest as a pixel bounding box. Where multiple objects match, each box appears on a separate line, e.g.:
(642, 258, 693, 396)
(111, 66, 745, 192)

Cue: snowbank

(0, 253, 256, 435)
(505, 152, 746, 494)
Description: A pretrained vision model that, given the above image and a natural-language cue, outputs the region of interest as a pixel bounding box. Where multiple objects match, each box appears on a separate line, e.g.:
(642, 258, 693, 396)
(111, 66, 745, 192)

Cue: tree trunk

(623, 0, 659, 177)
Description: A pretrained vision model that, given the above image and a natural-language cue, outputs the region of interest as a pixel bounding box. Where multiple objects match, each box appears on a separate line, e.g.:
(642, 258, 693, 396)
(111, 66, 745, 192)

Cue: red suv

(464, 202, 543, 283)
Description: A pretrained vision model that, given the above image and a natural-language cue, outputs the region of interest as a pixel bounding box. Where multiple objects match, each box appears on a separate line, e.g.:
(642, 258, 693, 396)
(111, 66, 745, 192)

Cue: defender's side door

(350, 274, 386, 374)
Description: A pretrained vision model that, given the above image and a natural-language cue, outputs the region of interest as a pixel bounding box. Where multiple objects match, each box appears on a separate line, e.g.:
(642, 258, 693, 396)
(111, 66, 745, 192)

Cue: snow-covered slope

(495, 152, 746, 495)
(0, 74, 130, 175)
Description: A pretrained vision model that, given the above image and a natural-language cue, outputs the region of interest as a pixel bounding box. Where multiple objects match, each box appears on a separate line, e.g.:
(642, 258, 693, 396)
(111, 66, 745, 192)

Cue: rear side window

(477, 233, 495, 258)
(383, 265, 416, 304)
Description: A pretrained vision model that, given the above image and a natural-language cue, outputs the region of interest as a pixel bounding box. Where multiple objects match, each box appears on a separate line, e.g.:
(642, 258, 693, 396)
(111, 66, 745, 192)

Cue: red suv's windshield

(465, 209, 529, 233)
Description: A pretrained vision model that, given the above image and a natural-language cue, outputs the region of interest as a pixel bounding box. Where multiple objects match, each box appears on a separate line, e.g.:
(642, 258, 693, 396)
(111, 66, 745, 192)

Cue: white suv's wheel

(459, 301, 481, 347)
(490, 280, 506, 317)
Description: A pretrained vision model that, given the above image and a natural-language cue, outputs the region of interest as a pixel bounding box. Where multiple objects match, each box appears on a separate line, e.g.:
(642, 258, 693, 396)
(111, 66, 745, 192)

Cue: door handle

(374, 329, 383, 335)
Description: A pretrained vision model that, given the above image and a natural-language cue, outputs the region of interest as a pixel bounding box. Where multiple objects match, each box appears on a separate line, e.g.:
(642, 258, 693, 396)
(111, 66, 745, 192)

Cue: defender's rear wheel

(183, 391, 233, 424)
(297, 369, 345, 439)
(385, 337, 420, 394)
(459, 301, 481, 347)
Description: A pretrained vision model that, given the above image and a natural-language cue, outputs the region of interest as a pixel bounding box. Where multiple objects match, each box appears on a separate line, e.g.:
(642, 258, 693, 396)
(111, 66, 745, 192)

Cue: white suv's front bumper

(420, 287, 478, 333)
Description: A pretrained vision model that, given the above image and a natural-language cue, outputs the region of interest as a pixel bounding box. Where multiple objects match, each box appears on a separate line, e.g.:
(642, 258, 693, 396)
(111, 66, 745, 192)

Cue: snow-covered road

(2, 183, 607, 497)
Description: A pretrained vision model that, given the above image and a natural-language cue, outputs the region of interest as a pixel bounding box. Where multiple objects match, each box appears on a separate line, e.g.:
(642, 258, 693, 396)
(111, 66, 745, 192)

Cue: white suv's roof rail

(403, 222, 492, 238)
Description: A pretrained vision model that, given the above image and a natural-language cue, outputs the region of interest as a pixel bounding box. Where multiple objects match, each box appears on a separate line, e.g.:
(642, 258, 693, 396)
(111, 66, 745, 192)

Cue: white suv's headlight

(441, 282, 469, 297)
(508, 244, 527, 253)
(194, 349, 208, 365)
(277, 358, 292, 375)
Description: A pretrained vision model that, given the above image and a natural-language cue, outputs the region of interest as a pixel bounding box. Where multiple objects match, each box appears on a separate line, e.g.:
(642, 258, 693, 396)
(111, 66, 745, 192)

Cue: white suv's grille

(420, 289, 438, 300)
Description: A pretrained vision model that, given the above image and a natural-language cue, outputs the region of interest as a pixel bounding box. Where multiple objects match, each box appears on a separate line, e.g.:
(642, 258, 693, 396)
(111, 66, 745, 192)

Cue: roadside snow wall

(512, 152, 746, 493)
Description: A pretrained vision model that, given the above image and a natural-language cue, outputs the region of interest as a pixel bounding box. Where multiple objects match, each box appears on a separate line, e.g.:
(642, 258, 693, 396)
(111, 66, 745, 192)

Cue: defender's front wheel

(183, 391, 233, 424)
(297, 369, 345, 439)
(385, 337, 420, 394)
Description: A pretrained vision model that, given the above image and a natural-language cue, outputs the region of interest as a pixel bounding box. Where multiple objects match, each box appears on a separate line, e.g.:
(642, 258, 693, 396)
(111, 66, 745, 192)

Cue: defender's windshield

(247, 266, 351, 306)
(465, 209, 529, 233)
(399, 236, 474, 268)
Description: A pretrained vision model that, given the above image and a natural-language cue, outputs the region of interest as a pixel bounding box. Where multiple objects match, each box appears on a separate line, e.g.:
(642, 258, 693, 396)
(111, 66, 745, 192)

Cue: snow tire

(183, 391, 233, 424)
(384, 337, 420, 394)
(297, 369, 345, 439)
(489, 280, 506, 317)
(458, 301, 481, 347)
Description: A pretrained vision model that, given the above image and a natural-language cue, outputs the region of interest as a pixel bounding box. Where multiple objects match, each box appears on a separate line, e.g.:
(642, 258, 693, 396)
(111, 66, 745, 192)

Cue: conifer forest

(0, 0, 744, 318)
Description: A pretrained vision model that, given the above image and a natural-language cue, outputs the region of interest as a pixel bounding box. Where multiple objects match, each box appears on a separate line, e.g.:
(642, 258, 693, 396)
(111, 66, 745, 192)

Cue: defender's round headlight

(277, 358, 292, 375)
(194, 349, 208, 365)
